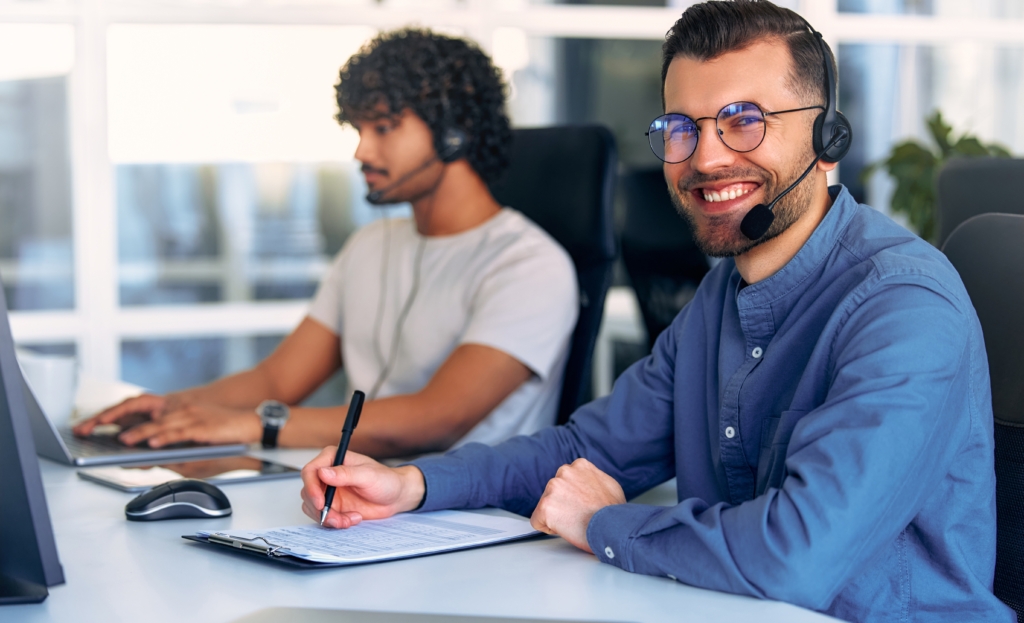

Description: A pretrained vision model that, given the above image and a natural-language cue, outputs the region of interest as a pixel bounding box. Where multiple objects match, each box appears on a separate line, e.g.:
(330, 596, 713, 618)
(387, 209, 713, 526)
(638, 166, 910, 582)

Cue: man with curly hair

(75, 29, 578, 458)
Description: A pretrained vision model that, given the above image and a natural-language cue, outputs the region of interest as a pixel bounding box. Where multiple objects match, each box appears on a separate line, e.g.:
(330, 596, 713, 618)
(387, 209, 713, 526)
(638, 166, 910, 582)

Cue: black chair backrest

(621, 167, 709, 351)
(942, 213, 1024, 619)
(936, 158, 1024, 248)
(490, 125, 617, 425)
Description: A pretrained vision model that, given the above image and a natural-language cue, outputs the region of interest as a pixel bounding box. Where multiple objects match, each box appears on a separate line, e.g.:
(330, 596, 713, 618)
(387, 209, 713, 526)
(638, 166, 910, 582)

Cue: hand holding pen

(320, 390, 365, 526)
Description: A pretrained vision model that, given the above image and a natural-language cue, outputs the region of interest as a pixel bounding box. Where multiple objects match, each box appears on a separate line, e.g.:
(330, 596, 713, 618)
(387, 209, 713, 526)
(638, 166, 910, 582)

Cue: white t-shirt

(307, 208, 578, 448)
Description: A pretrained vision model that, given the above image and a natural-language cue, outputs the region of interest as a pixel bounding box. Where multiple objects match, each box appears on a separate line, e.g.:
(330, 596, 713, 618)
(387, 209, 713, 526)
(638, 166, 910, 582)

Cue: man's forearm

(174, 366, 281, 410)
(280, 393, 478, 456)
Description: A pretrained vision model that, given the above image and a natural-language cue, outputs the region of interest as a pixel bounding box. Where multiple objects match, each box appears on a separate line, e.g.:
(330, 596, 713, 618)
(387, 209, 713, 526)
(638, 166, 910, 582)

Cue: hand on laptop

(300, 447, 426, 529)
(72, 394, 262, 448)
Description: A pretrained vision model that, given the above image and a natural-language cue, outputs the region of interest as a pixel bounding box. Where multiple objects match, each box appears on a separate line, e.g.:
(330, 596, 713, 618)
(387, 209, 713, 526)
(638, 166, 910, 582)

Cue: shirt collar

(735, 185, 857, 311)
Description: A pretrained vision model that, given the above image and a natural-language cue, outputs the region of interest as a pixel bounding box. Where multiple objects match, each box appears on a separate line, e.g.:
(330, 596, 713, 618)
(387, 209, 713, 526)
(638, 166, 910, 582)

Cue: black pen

(320, 390, 365, 527)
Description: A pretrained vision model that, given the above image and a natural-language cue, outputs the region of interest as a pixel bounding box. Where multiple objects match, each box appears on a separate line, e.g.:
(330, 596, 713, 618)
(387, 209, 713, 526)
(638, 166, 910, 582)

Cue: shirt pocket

(755, 409, 808, 495)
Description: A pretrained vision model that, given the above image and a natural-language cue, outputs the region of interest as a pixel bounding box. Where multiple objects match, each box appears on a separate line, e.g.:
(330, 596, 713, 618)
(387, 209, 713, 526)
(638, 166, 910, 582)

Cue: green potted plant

(862, 110, 1011, 244)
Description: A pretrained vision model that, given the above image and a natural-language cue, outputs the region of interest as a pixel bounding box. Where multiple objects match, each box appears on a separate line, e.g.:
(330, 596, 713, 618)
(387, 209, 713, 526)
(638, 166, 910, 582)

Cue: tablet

(77, 455, 300, 492)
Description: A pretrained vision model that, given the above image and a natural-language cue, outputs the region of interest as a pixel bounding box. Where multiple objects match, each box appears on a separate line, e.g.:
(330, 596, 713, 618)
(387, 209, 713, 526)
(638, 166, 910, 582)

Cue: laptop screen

(0, 273, 65, 596)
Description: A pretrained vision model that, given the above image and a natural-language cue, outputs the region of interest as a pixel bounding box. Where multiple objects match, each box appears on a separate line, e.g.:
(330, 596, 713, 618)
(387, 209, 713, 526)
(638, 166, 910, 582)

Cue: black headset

(437, 125, 468, 163)
(739, 23, 853, 240)
(809, 29, 852, 163)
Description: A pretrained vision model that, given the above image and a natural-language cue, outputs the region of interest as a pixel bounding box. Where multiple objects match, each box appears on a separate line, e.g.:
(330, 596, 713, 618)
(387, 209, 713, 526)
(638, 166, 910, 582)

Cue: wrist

(395, 465, 426, 512)
(245, 412, 263, 444)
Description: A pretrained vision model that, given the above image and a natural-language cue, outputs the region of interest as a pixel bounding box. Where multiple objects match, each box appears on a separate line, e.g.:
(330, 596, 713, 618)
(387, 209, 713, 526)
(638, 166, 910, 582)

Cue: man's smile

(686, 180, 764, 213)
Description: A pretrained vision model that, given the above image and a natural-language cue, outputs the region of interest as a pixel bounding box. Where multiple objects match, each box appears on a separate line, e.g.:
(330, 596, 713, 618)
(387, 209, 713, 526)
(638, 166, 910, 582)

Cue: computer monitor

(0, 277, 65, 604)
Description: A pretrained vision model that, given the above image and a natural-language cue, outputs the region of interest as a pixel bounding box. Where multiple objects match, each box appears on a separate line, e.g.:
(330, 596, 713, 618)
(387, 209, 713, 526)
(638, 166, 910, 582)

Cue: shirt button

(724, 426, 736, 439)
(668, 574, 677, 581)
(604, 546, 615, 559)
(752, 347, 763, 358)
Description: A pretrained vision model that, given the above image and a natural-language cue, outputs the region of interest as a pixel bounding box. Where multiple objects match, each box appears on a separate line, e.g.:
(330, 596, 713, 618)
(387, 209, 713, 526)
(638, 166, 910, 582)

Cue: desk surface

(1, 449, 837, 623)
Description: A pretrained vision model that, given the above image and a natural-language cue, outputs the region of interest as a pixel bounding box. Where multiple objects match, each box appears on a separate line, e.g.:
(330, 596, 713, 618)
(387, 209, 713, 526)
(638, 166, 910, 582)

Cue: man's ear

(817, 159, 839, 173)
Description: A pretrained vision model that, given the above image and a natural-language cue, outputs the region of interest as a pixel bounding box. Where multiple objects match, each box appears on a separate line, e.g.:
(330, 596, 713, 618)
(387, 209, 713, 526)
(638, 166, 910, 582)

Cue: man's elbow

(742, 552, 846, 611)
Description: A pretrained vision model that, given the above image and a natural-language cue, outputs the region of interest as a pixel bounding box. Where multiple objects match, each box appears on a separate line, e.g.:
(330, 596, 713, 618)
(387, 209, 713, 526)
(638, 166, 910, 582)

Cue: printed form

(198, 510, 539, 565)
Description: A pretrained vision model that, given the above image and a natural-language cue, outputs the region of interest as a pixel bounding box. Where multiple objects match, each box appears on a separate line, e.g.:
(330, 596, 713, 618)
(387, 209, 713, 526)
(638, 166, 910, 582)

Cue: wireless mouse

(125, 478, 232, 521)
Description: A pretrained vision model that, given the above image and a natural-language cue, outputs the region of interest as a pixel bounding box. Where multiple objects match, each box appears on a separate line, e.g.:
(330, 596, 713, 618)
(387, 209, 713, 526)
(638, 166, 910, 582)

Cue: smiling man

(75, 29, 578, 458)
(298, 3, 1011, 620)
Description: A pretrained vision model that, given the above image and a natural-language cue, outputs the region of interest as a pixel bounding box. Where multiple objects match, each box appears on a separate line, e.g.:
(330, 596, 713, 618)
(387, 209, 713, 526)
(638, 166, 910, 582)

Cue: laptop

(23, 377, 248, 467)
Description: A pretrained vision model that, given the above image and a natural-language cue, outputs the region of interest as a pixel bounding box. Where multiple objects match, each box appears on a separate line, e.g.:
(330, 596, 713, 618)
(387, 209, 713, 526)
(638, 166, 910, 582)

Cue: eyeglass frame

(645, 102, 824, 164)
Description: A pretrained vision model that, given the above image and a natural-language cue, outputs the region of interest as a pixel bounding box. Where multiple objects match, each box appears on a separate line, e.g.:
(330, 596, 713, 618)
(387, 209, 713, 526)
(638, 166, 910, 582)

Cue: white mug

(15, 348, 78, 429)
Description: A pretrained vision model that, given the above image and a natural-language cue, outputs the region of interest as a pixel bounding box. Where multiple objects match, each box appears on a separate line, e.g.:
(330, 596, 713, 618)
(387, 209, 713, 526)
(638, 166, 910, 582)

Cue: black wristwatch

(257, 400, 290, 449)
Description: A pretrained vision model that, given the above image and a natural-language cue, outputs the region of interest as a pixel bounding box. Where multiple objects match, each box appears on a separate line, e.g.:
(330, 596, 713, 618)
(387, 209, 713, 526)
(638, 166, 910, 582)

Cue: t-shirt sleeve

(460, 236, 579, 381)
(307, 244, 351, 336)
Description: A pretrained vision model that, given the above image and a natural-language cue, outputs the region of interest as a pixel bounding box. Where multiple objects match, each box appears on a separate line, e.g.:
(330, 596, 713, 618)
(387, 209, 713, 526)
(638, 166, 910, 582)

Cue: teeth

(702, 187, 750, 203)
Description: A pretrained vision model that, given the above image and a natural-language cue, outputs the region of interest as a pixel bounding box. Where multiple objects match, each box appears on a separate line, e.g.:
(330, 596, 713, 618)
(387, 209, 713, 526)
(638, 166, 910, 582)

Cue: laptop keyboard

(60, 430, 197, 457)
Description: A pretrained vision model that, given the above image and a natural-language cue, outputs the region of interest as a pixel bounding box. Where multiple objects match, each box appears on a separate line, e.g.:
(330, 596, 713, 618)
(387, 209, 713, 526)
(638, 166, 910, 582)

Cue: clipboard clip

(209, 533, 286, 557)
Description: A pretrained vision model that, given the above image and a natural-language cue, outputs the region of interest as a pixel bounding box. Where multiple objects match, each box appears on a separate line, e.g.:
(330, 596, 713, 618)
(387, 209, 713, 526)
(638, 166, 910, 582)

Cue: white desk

(0, 449, 837, 623)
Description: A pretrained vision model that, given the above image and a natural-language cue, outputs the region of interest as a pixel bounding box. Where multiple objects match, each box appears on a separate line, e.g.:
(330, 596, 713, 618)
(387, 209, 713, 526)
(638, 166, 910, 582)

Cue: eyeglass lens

(648, 102, 767, 163)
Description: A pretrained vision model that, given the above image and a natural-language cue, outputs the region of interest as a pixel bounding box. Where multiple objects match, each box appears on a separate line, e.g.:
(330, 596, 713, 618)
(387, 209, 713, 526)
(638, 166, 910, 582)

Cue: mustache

(361, 164, 388, 177)
(677, 167, 770, 192)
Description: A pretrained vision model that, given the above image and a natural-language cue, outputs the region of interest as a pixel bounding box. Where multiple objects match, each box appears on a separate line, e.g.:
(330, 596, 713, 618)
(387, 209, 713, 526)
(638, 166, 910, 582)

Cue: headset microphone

(739, 126, 847, 240)
(366, 155, 440, 204)
(365, 126, 468, 205)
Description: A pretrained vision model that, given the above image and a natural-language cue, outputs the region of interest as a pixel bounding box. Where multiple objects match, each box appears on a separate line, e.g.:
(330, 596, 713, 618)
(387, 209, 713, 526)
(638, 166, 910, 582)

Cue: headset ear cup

(438, 127, 468, 163)
(827, 111, 852, 163)
(812, 110, 827, 155)
(815, 111, 852, 164)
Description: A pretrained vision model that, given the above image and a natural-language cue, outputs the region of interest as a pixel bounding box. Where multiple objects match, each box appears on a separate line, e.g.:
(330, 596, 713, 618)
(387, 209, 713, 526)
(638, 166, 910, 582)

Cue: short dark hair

(661, 0, 833, 107)
(335, 28, 511, 185)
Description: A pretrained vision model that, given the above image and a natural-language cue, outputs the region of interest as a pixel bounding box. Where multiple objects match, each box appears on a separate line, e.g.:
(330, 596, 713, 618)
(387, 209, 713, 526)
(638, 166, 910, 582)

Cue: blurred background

(2, 0, 1022, 401)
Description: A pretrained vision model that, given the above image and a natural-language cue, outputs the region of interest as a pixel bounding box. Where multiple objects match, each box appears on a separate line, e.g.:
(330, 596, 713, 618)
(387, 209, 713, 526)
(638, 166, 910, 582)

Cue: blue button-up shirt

(413, 186, 1012, 622)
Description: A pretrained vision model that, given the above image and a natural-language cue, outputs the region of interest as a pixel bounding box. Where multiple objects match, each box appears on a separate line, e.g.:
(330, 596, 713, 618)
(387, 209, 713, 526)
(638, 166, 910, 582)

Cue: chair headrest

(936, 157, 1024, 247)
(490, 125, 617, 268)
(942, 212, 1024, 426)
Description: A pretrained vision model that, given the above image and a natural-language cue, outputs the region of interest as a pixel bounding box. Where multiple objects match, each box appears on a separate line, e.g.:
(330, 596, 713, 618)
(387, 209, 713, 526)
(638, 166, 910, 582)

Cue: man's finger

(95, 395, 163, 425)
(325, 510, 363, 530)
(146, 424, 199, 448)
(318, 464, 379, 490)
(530, 507, 554, 535)
(300, 450, 338, 509)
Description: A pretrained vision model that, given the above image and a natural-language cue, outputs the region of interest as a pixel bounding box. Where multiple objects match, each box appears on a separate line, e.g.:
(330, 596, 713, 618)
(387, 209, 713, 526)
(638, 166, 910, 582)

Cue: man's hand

(72, 394, 262, 447)
(73, 393, 172, 437)
(300, 448, 426, 529)
(530, 458, 626, 553)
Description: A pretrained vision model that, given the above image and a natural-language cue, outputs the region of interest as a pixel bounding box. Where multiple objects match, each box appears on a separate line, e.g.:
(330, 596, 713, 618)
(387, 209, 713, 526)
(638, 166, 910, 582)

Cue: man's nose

(353, 131, 375, 163)
(689, 120, 735, 174)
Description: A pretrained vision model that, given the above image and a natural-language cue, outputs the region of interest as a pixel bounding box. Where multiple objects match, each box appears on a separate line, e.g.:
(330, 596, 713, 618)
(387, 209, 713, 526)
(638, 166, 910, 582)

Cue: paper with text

(198, 510, 538, 564)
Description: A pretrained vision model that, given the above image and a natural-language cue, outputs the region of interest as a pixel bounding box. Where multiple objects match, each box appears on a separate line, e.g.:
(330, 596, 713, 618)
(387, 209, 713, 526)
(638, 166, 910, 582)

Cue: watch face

(259, 401, 289, 427)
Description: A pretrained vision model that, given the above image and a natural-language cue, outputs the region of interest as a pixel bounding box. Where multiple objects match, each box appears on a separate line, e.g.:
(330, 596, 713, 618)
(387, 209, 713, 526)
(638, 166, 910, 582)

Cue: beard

(668, 158, 816, 258)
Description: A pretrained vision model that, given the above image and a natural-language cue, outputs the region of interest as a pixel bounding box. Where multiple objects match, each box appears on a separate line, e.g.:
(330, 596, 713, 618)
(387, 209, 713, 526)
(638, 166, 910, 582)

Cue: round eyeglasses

(646, 101, 823, 164)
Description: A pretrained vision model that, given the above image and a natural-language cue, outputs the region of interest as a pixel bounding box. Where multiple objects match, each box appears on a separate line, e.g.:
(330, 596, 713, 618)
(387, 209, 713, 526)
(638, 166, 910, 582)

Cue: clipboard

(182, 534, 334, 569)
(181, 511, 543, 569)
(182, 531, 542, 569)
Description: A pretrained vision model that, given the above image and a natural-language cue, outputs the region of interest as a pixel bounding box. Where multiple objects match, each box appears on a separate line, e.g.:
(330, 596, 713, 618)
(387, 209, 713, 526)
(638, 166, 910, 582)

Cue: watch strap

(261, 424, 281, 449)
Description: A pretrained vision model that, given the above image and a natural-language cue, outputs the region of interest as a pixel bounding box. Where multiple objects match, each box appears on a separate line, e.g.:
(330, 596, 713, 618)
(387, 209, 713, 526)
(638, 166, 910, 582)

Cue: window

(3, 1, 1022, 396)
(0, 24, 75, 311)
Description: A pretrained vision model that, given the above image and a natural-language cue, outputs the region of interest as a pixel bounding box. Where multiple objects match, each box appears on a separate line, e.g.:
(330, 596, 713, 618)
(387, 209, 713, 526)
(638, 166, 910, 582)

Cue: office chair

(936, 158, 1024, 248)
(490, 125, 617, 425)
(942, 213, 1024, 619)
(621, 167, 709, 351)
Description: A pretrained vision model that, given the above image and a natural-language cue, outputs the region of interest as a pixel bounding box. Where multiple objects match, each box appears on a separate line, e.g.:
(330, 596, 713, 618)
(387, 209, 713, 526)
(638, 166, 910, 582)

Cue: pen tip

(319, 508, 328, 526)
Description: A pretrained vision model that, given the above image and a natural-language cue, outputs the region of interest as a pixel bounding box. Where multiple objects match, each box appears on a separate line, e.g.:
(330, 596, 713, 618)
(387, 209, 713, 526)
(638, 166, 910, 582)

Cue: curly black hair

(335, 28, 511, 186)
